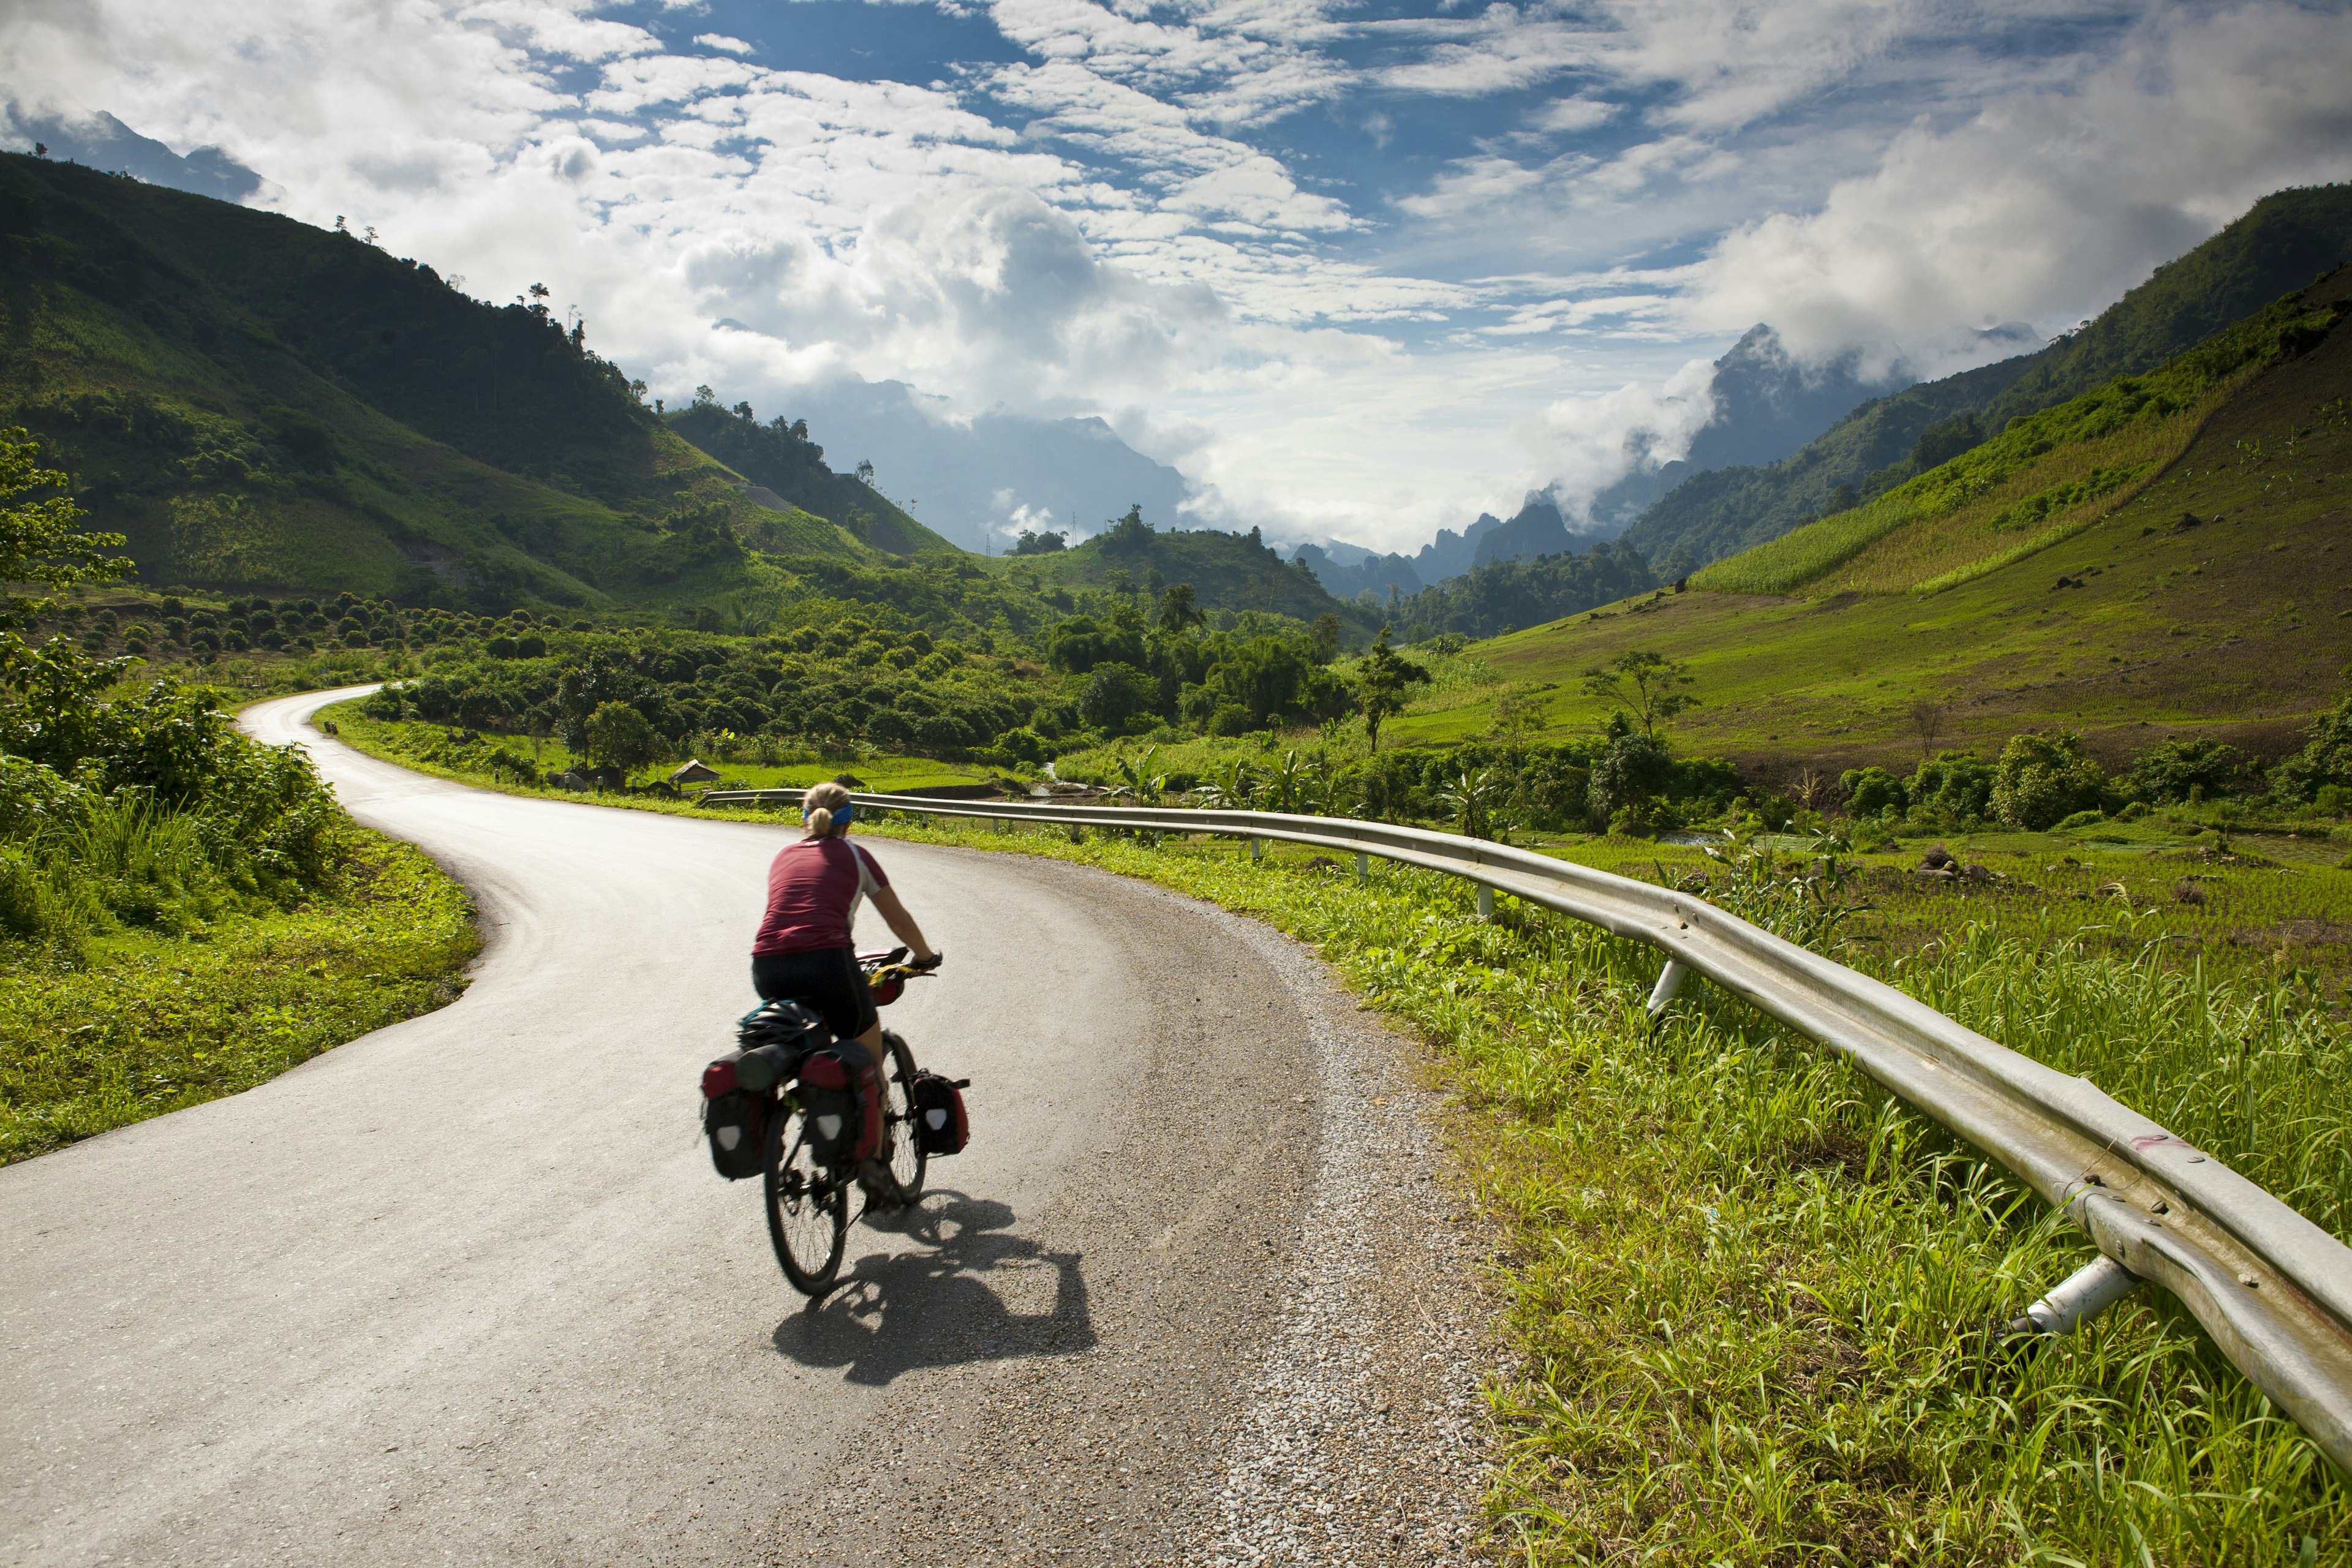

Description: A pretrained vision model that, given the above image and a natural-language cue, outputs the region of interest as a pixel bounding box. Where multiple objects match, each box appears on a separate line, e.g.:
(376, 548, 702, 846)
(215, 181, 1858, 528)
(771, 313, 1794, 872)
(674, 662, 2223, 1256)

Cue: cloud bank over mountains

(2, 0, 2346, 552)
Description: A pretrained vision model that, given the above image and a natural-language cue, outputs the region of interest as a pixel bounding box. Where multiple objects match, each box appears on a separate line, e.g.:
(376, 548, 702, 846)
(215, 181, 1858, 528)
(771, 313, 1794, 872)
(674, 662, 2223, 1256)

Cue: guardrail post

(1476, 885, 1494, 921)
(2005, 1256, 2139, 1340)
(1249, 837, 1262, 861)
(1354, 851, 1368, 884)
(1646, 958, 1690, 1020)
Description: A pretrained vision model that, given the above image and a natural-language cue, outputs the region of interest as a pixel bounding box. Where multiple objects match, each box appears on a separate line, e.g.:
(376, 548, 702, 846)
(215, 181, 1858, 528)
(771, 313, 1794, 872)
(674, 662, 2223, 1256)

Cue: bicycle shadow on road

(771, 1191, 1095, 1386)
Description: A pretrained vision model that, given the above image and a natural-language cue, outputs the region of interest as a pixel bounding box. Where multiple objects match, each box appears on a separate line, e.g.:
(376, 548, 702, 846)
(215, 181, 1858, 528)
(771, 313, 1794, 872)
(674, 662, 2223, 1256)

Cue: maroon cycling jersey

(752, 837, 889, 956)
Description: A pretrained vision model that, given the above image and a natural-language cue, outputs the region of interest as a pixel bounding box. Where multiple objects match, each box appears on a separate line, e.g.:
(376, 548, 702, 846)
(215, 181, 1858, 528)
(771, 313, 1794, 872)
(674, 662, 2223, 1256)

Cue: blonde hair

(802, 780, 853, 837)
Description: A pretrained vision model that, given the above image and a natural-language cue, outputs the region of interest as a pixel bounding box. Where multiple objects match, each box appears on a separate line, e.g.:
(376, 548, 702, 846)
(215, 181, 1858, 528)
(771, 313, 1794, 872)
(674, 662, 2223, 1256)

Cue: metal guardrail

(702, 786, 2352, 1471)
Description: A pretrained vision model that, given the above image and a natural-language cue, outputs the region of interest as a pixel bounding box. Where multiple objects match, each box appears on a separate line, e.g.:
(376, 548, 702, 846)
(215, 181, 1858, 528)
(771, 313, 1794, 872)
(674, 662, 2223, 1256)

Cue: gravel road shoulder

(806, 868, 1496, 1566)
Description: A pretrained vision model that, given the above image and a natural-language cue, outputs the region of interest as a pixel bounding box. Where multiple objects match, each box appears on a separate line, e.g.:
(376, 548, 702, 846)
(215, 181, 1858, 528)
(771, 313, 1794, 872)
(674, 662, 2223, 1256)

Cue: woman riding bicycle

(752, 780, 938, 1199)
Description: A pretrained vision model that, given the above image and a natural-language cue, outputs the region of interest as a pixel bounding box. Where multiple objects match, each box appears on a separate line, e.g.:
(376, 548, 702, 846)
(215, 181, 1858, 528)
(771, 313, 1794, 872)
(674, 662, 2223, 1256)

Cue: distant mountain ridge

(1623, 184, 2352, 571)
(2, 106, 265, 203)
(794, 379, 1194, 554)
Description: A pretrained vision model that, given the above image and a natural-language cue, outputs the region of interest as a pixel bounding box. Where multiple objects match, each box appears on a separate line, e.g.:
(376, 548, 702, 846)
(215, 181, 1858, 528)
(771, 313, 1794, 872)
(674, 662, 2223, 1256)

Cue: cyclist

(751, 780, 938, 1205)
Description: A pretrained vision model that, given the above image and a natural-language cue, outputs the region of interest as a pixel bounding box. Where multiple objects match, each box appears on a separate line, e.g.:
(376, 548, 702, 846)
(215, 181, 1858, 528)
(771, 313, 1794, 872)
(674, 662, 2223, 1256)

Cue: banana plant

(1434, 766, 1502, 841)
(1108, 744, 1167, 804)
(1265, 749, 1312, 815)
(1195, 755, 1261, 810)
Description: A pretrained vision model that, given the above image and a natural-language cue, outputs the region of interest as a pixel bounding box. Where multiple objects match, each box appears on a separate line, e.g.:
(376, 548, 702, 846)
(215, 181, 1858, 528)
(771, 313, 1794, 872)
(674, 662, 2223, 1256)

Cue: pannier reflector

(816, 1115, 843, 1141)
(716, 1126, 742, 1151)
(926, 1109, 948, 1129)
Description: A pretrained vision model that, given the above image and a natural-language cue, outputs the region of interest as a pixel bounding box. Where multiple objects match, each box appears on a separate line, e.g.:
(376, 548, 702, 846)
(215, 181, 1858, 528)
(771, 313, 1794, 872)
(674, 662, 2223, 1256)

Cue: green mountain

(1395, 266, 2352, 771)
(990, 508, 1369, 628)
(661, 401, 957, 556)
(0, 153, 897, 608)
(1626, 185, 2352, 572)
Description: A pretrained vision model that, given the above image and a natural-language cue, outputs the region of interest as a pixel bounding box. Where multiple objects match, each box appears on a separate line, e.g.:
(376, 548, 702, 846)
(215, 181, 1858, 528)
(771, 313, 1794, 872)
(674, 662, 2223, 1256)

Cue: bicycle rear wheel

(764, 1099, 847, 1296)
(881, 1030, 927, 1202)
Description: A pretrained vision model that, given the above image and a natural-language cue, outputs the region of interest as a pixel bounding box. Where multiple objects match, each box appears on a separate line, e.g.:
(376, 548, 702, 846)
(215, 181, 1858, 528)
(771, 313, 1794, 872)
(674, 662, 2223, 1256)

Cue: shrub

(1588, 732, 1672, 821)
(1992, 729, 2106, 830)
(1909, 750, 1995, 823)
(2126, 737, 2248, 804)
(582, 701, 660, 772)
(1079, 661, 1159, 734)
(1840, 765, 1909, 818)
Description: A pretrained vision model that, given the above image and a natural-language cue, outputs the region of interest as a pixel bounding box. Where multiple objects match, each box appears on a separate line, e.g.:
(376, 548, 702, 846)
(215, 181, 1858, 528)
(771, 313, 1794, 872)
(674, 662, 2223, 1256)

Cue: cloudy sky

(6, 0, 2351, 550)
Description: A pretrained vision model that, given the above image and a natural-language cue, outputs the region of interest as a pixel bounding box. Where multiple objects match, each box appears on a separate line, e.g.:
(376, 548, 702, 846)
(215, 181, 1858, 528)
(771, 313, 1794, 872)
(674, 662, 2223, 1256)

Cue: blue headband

(810, 799, 854, 826)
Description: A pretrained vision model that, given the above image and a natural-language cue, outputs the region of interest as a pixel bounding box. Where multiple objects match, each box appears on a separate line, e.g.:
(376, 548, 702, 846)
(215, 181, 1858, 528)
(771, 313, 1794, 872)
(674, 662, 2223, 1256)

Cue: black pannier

(909, 1071, 970, 1156)
(796, 1048, 881, 1167)
(699, 1054, 770, 1181)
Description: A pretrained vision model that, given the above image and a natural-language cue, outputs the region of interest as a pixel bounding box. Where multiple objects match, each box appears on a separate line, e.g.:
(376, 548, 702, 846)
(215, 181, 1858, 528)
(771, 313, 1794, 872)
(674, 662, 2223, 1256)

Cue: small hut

(669, 758, 722, 788)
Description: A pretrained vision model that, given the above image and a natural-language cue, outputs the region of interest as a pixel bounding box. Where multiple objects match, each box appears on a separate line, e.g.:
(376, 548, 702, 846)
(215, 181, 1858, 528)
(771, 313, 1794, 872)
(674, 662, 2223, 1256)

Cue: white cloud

(1686, 1, 2352, 368)
(1515, 354, 1717, 519)
(1, 0, 2346, 557)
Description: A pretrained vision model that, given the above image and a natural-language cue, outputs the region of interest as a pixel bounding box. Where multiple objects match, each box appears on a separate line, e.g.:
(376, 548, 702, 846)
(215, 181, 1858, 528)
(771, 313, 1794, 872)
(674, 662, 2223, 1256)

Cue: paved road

(4, 688, 1401, 1565)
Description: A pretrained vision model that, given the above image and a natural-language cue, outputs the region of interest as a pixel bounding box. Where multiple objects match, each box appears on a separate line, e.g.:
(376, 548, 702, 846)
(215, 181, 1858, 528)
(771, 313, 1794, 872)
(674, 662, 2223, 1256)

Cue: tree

(1908, 699, 1946, 760)
(0, 429, 131, 646)
(1435, 767, 1501, 841)
(1309, 612, 1341, 665)
(582, 701, 660, 774)
(854, 459, 875, 486)
(1157, 581, 1205, 633)
(1990, 729, 2105, 829)
(1580, 649, 1697, 742)
(1355, 627, 1428, 751)
(1488, 685, 1546, 742)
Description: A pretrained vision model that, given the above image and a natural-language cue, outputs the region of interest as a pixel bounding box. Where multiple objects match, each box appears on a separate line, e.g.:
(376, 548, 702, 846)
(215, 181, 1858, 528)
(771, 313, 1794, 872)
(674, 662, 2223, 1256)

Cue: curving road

(1, 688, 1484, 1566)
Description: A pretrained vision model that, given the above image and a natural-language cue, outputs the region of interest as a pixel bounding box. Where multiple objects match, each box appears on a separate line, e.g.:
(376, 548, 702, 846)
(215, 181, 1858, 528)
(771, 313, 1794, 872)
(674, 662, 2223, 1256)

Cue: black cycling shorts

(750, 946, 876, 1041)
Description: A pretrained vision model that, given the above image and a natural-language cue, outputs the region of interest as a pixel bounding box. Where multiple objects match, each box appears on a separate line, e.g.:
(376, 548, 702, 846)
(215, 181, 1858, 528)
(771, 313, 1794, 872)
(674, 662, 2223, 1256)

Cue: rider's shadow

(771, 1193, 1095, 1386)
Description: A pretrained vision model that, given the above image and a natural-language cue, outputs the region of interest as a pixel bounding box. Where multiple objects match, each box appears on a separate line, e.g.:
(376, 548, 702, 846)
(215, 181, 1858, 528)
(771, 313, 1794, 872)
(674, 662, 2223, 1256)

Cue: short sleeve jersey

(752, 836, 889, 956)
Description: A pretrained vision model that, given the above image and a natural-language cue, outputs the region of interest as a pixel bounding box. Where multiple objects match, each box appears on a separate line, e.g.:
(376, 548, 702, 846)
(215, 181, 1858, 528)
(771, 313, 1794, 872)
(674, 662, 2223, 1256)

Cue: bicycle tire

(764, 1098, 847, 1296)
(881, 1030, 927, 1202)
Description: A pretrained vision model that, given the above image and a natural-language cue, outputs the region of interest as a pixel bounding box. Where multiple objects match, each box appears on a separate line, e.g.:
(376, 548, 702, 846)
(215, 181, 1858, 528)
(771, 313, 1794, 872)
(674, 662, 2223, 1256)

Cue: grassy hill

(662, 402, 956, 556)
(1625, 185, 2352, 571)
(989, 508, 1370, 628)
(1392, 267, 2352, 775)
(0, 154, 890, 608)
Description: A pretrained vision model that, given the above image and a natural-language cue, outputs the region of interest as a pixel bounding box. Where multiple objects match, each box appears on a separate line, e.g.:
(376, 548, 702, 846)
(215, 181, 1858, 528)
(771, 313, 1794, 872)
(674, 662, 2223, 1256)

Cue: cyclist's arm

(869, 885, 935, 963)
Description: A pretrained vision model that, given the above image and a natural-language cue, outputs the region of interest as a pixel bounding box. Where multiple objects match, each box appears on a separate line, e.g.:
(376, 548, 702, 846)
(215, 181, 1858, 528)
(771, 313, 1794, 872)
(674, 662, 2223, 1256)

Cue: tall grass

(859, 818, 2351, 1561)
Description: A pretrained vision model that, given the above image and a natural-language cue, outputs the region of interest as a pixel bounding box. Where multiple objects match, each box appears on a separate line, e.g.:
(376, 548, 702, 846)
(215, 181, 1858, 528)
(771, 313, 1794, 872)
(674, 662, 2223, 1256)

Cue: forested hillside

(990, 506, 1367, 630)
(0, 154, 882, 606)
(1624, 184, 2352, 570)
(663, 399, 954, 556)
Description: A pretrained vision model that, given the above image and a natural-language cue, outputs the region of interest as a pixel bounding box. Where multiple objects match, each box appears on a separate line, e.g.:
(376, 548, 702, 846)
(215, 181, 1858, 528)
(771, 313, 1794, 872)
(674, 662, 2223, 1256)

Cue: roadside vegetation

(0, 432, 477, 1164)
(839, 814, 2348, 1562)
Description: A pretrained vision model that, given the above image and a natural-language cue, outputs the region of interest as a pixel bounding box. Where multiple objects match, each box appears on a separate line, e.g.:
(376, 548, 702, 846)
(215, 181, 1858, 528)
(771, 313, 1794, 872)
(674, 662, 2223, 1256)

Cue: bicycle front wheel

(881, 1030, 927, 1202)
(764, 1099, 847, 1296)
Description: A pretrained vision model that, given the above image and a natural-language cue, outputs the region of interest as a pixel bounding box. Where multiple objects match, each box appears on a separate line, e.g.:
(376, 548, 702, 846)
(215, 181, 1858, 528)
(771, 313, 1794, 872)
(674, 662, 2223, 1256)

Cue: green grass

(0, 826, 478, 1164)
(837, 815, 2351, 1561)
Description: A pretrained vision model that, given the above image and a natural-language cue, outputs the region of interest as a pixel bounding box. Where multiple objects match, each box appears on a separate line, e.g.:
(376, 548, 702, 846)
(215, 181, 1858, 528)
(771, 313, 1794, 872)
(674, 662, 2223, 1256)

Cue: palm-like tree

(1434, 766, 1501, 840)
(1195, 756, 1260, 810)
